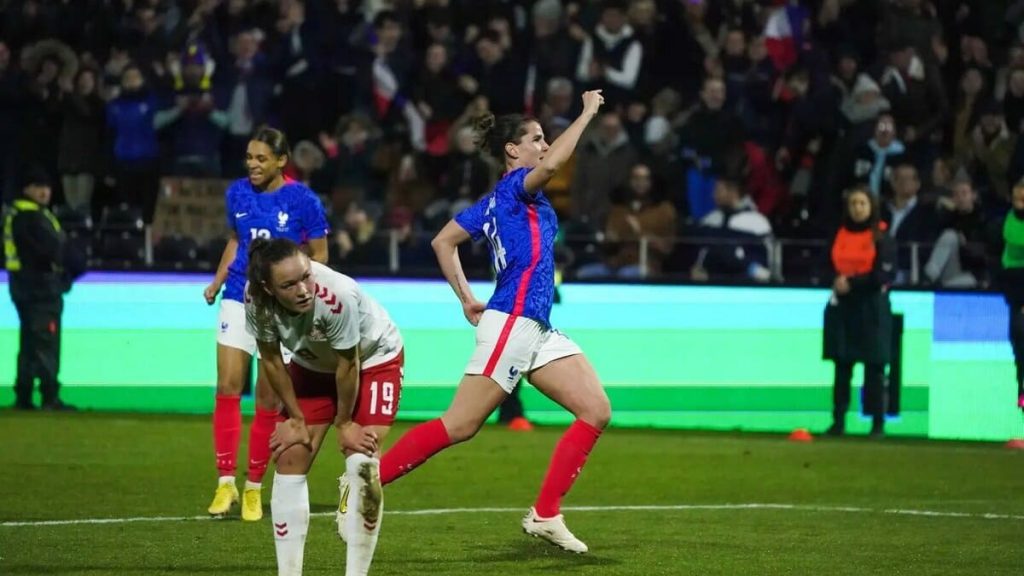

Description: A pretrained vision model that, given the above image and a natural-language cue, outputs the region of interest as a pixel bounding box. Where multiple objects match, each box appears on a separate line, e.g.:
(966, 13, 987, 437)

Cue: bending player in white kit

(244, 237, 404, 576)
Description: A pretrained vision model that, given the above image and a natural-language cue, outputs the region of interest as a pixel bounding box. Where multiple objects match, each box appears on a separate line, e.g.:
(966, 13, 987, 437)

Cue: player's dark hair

(250, 126, 291, 160)
(472, 112, 533, 162)
(246, 237, 301, 311)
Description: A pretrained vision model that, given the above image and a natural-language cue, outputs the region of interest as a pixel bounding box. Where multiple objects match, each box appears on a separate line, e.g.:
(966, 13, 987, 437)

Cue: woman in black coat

(823, 186, 896, 437)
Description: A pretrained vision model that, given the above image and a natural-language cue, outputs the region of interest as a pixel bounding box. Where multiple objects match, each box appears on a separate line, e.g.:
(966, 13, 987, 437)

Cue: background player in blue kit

(373, 90, 611, 553)
(203, 127, 330, 521)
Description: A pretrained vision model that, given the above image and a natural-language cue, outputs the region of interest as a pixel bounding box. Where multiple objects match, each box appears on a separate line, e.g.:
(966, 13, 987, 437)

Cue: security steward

(822, 186, 896, 438)
(4, 169, 83, 410)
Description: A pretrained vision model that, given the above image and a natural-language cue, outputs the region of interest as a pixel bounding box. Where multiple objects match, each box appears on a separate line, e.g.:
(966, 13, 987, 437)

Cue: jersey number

(367, 381, 395, 416)
(250, 228, 271, 239)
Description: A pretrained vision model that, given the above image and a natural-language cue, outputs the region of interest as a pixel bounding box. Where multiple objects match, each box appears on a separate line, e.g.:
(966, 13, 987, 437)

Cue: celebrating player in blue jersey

(203, 127, 330, 521)
(375, 90, 610, 552)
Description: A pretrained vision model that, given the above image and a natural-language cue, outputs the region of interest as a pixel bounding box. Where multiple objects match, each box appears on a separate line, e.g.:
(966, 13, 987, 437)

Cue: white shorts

(465, 310, 582, 393)
(217, 299, 291, 362)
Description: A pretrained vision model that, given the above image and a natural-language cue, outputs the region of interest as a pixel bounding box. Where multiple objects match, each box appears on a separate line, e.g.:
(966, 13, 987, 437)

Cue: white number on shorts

(368, 381, 395, 416)
(250, 228, 271, 239)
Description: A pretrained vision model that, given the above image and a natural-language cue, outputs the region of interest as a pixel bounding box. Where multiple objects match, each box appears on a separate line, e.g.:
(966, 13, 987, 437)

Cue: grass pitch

(0, 411, 1021, 575)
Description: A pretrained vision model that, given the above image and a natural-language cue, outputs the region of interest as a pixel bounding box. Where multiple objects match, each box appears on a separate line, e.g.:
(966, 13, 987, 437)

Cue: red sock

(380, 418, 451, 485)
(534, 420, 603, 518)
(246, 407, 278, 483)
(213, 394, 242, 477)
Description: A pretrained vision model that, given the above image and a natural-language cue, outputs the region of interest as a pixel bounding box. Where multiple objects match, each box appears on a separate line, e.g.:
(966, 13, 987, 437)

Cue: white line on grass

(2, 503, 1023, 528)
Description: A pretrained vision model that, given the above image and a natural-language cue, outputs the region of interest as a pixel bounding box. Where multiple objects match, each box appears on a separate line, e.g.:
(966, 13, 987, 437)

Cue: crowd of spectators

(2, 0, 1024, 285)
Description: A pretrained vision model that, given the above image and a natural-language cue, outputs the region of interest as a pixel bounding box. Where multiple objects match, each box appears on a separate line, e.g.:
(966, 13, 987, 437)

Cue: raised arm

(523, 90, 605, 193)
(431, 219, 486, 326)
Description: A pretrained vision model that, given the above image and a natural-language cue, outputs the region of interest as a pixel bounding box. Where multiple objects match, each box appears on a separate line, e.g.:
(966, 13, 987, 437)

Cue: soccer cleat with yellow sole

(207, 482, 239, 516)
(241, 486, 263, 521)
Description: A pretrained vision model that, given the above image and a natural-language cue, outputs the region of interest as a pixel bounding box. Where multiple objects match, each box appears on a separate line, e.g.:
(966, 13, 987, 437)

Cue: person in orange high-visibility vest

(822, 186, 896, 438)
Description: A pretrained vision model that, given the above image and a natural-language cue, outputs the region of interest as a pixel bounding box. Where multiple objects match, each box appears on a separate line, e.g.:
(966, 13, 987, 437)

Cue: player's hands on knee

(270, 418, 311, 460)
(462, 299, 486, 326)
(338, 422, 378, 456)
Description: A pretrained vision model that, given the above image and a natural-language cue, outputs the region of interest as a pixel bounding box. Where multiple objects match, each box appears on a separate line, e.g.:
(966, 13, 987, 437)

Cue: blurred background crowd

(2, 0, 1024, 285)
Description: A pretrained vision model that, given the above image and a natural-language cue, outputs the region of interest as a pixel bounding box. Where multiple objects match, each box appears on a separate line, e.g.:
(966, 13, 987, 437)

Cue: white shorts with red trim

(465, 309, 582, 393)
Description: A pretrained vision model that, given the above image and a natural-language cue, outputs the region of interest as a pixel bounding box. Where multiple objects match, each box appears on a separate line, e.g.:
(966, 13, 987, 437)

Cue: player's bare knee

(579, 396, 611, 429)
(215, 376, 244, 395)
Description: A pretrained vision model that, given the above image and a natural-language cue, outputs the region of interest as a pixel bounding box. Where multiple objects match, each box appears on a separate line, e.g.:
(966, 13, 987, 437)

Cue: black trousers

(833, 361, 885, 424)
(13, 298, 63, 405)
(1010, 306, 1024, 396)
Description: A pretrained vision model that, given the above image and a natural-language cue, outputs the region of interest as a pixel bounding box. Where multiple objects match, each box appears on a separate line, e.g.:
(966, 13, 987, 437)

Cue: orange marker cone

(788, 428, 813, 442)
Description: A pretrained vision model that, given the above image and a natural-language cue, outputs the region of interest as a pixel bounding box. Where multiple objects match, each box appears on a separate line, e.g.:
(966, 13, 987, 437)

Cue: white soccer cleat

(521, 507, 588, 554)
(335, 474, 349, 541)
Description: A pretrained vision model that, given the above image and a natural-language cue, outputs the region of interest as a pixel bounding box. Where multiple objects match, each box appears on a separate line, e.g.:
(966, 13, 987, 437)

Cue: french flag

(372, 57, 426, 151)
(764, 2, 808, 72)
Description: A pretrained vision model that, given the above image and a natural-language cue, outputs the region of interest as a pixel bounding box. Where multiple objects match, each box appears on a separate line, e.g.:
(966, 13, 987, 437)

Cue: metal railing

(48, 222, 992, 290)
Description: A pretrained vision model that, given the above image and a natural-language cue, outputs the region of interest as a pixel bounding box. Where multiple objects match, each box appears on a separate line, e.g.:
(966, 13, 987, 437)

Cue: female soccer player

(246, 237, 403, 576)
(373, 90, 611, 553)
(998, 180, 1024, 411)
(203, 127, 329, 521)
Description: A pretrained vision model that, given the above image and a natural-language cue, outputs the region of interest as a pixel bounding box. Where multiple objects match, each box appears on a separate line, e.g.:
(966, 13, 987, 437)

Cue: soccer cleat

(1018, 394, 1024, 410)
(241, 486, 263, 521)
(507, 416, 534, 432)
(207, 482, 239, 516)
(521, 507, 588, 553)
(335, 474, 350, 541)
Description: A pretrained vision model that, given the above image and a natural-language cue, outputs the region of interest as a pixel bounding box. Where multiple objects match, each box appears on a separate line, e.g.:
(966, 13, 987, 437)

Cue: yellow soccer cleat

(241, 486, 263, 521)
(207, 482, 239, 516)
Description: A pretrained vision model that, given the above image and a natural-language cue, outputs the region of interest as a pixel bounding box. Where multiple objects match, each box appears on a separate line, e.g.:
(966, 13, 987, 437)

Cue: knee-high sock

(271, 474, 310, 576)
(379, 418, 451, 485)
(533, 420, 603, 518)
(213, 394, 241, 478)
(344, 453, 382, 576)
(247, 407, 278, 483)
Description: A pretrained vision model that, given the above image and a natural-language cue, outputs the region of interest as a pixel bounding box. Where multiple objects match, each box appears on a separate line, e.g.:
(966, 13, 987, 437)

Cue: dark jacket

(58, 92, 106, 174)
(6, 200, 67, 302)
(823, 224, 896, 364)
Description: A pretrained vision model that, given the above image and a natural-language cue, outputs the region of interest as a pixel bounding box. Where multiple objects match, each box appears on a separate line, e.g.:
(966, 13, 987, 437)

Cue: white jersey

(245, 261, 403, 374)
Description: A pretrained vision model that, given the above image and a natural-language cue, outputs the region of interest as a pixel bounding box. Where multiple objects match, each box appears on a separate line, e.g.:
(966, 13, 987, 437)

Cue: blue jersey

(223, 179, 329, 302)
(455, 168, 558, 326)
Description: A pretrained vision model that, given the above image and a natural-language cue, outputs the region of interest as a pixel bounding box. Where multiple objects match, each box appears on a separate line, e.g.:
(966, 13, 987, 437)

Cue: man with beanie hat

(3, 166, 78, 410)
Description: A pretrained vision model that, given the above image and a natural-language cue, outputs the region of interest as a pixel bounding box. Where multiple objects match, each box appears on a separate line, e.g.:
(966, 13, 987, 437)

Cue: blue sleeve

(454, 195, 490, 241)
(225, 182, 238, 232)
(505, 168, 532, 202)
(300, 190, 329, 240)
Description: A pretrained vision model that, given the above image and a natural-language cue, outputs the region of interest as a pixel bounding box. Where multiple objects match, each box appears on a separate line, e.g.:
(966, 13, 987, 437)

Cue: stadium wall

(0, 272, 1019, 442)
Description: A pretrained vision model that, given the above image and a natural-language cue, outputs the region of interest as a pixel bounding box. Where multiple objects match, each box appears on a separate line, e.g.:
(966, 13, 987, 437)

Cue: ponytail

(472, 112, 532, 161)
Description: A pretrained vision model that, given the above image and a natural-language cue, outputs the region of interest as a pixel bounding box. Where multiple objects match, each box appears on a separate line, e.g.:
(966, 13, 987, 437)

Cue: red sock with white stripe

(246, 407, 278, 484)
(379, 418, 451, 485)
(213, 394, 241, 479)
(533, 420, 603, 518)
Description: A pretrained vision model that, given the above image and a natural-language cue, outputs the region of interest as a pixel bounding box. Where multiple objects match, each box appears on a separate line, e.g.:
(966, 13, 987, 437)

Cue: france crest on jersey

(455, 168, 558, 326)
(223, 179, 329, 302)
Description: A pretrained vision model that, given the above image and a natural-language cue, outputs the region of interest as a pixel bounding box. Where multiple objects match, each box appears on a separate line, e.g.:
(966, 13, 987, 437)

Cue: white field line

(2, 503, 1023, 528)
